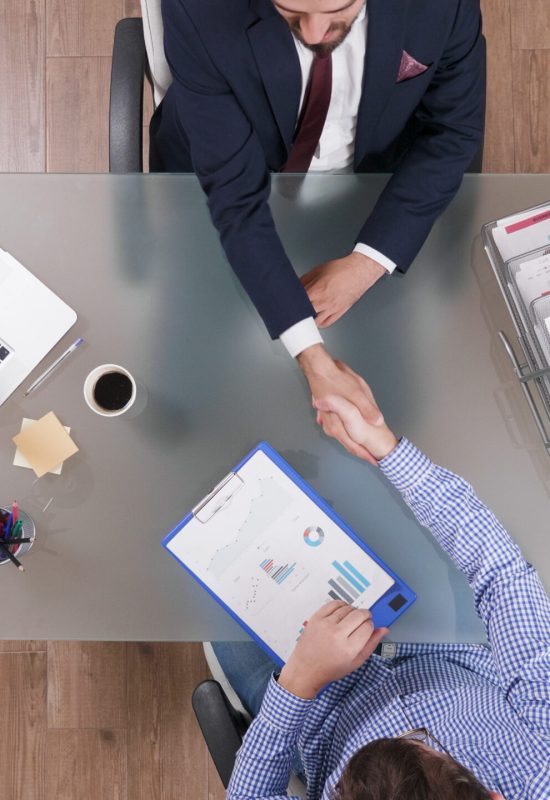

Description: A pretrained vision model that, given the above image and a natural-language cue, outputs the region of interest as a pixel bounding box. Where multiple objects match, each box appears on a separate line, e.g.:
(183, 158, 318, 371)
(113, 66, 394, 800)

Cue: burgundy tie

(283, 54, 333, 173)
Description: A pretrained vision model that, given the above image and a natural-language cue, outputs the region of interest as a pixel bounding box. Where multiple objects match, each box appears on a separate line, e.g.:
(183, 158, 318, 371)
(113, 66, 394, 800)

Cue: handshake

(276, 346, 398, 700)
(297, 343, 398, 464)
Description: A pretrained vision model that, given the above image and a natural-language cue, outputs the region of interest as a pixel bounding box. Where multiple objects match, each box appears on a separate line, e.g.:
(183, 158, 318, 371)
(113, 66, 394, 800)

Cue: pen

(0, 537, 34, 545)
(11, 500, 18, 525)
(3, 512, 12, 539)
(24, 337, 84, 396)
(0, 541, 24, 571)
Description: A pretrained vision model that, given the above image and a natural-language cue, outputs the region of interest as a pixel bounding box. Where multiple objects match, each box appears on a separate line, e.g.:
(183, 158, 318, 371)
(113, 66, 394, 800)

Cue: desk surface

(0, 173, 549, 642)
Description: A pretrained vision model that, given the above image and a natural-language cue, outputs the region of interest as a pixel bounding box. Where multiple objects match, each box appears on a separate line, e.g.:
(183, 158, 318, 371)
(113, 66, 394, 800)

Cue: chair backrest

(141, 0, 172, 107)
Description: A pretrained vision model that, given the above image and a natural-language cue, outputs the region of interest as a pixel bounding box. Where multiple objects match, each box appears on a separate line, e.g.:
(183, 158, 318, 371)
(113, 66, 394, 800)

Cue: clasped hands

(277, 397, 393, 701)
(286, 350, 396, 698)
(298, 252, 396, 464)
(283, 254, 394, 697)
(298, 250, 393, 462)
(298, 344, 397, 465)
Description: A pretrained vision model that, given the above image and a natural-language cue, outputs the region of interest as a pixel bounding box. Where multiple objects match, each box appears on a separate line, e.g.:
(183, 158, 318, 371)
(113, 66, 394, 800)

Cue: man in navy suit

(151, 0, 485, 453)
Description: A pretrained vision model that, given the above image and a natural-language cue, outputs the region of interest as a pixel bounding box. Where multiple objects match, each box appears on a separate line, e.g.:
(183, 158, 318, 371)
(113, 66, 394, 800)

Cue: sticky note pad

(13, 418, 71, 475)
(12, 412, 78, 478)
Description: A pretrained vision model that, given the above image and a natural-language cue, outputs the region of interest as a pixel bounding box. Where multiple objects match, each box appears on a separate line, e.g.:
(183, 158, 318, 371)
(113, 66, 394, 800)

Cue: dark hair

(333, 738, 492, 800)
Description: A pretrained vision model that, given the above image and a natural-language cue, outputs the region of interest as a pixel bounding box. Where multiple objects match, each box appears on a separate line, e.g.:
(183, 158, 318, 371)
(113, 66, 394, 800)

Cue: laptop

(0, 249, 77, 406)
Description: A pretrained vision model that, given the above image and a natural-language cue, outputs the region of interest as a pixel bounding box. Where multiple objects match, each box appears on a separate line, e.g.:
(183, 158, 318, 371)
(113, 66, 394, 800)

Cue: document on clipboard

(162, 442, 415, 665)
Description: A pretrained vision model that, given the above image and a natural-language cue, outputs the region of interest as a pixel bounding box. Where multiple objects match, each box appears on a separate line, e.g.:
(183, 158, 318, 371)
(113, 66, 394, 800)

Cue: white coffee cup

(83, 364, 137, 417)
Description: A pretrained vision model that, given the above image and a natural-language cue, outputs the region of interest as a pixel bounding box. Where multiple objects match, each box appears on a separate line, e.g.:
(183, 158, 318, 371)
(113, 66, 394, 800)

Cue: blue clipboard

(162, 442, 416, 667)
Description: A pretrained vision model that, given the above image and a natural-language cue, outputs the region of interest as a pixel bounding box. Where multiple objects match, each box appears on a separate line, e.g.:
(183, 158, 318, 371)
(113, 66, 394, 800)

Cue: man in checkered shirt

(214, 393, 550, 800)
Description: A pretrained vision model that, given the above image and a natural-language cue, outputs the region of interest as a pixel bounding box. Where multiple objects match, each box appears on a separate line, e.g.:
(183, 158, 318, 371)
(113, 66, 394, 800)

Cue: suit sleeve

(356, 0, 486, 270)
(161, 0, 315, 339)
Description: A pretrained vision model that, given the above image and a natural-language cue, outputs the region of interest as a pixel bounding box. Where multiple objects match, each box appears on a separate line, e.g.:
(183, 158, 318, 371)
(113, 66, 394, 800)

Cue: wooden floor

(0, 1, 549, 798)
(0, 640, 225, 800)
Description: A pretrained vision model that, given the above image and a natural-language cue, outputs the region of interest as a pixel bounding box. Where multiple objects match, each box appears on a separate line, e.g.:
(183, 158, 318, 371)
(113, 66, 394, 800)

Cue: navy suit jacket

(152, 0, 486, 339)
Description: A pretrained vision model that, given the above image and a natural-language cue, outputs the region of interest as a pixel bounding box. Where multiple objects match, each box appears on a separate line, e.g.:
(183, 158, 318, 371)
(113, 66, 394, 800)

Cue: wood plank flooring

(46, 56, 112, 172)
(0, 1, 549, 798)
(0, 642, 225, 800)
(0, 652, 47, 800)
(480, 0, 515, 172)
(512, 50, 550, 172)
(0, 1, 46, 171)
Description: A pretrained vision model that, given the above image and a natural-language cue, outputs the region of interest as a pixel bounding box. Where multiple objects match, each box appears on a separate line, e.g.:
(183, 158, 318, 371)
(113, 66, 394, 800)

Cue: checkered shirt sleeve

(380, 438, 550, 736)
(227, 675, 312, 800)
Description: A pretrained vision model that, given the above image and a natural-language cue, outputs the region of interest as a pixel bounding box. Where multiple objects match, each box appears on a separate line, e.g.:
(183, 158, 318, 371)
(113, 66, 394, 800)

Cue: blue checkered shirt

(227, 438, 550, 800)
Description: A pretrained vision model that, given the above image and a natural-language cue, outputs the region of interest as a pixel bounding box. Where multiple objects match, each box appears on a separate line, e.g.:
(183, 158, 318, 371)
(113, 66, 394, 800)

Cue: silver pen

(24, 337, 85, 396)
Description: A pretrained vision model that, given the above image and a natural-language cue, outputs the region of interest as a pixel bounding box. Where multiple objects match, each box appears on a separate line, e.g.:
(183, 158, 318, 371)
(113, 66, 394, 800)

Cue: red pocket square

(396, 50, 429, 83)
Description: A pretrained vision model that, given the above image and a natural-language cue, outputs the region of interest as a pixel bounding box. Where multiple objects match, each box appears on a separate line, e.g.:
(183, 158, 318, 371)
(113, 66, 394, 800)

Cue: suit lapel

(247, 0, 301, 157)
(355, 0, 408, 168)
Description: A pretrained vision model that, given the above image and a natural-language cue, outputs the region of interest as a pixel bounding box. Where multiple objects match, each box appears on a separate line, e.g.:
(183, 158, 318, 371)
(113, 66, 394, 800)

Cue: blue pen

(3, 512, 13, 540)
(24, 337, 85, 396)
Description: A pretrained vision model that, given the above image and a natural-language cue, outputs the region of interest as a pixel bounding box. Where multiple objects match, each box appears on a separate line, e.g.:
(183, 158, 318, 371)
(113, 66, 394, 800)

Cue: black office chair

(191, 679, 249, 788)
(109, 18, 148, 173)
(109, 16, 484, 174)
(192, 643, 306, 794)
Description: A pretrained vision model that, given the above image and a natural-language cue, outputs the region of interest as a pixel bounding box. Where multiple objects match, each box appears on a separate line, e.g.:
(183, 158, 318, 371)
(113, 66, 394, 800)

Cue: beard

(290, 6, 362, 57)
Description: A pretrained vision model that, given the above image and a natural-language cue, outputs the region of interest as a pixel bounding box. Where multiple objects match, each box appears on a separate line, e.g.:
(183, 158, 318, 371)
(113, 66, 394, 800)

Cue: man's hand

(278, 600, 388, 699)
(301, 252, 386, 328)
(314, 393, 399, 462)
(298, 345, 384, 464)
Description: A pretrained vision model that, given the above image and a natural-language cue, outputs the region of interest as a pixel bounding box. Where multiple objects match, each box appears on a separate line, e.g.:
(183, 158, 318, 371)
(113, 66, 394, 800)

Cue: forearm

(380, 440, 528, 599)
(227, 676, 312, 800)
(186, 103, 315, 338)
(379, 438, 550, 721)
(211, 171, 315, 339)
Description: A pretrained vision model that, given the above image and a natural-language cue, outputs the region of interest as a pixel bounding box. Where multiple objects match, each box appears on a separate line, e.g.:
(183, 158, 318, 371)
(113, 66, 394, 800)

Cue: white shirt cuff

(353, 243, 397, 274)
(279, 317, 324, 358)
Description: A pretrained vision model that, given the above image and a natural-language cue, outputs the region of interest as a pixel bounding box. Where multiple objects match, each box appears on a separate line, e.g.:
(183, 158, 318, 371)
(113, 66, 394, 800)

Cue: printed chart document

(163, 443, 415, 664)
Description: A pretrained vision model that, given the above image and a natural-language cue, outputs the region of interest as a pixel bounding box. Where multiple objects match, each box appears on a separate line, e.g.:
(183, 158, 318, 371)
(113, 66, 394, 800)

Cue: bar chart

(328, 560, 370, 603)
(260, 558, 296, 585)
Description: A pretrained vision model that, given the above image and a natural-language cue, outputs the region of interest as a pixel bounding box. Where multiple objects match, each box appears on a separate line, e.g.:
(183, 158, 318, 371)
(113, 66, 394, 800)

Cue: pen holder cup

(0, 507, 35, 566)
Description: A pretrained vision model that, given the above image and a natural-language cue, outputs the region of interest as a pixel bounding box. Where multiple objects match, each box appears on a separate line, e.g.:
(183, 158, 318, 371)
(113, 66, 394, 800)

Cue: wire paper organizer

(482, 201, 550, 456)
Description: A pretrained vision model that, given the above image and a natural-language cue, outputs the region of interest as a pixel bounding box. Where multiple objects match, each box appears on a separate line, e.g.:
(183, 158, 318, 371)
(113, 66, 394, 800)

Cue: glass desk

(0, 173, 548, 641)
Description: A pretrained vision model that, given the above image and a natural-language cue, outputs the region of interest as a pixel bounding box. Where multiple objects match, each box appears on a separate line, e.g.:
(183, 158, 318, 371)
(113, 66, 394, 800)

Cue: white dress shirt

(279, 3, 397, 359)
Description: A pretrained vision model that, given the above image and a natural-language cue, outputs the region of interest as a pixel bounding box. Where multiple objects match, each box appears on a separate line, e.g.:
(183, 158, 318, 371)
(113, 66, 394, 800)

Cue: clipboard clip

(192, 471, 245, 523)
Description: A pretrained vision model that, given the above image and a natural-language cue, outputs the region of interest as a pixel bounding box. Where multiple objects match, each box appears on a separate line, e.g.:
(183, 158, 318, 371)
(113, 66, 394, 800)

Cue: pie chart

(303, 526, 325, 547)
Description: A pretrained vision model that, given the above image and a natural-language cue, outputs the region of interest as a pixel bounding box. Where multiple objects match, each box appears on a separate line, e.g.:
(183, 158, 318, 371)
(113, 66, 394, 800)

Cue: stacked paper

(493, 205, 550, 261)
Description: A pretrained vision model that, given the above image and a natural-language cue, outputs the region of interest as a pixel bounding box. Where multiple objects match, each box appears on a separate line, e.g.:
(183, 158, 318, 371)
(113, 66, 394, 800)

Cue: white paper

(496, 208, 541, 227)
(166, 450, 394, 662)
(514, 254, 550, 315)
(540, 317, 550, 364)
(492, 206, 550, 261)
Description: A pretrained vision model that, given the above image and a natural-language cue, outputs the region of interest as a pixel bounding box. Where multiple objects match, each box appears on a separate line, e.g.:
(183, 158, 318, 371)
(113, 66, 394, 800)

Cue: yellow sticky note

(12, 412, 78, 478)
(13, 418, 71, 475)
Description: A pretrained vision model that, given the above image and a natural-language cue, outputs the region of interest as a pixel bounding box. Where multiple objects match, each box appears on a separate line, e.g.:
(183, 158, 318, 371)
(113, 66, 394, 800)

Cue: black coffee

(93, 371, 133, 411)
